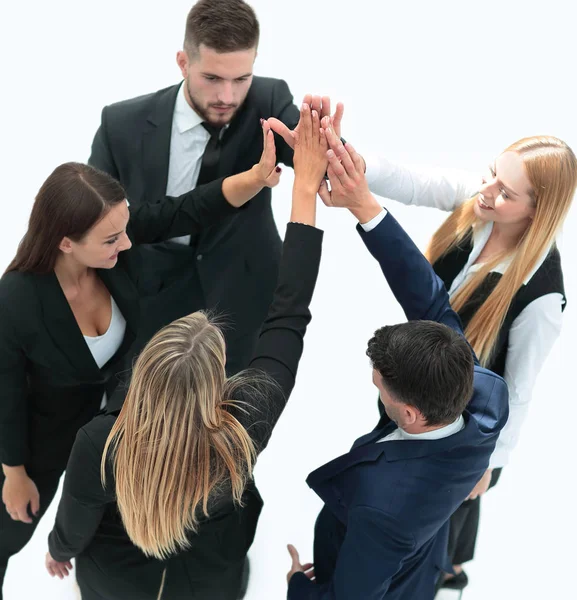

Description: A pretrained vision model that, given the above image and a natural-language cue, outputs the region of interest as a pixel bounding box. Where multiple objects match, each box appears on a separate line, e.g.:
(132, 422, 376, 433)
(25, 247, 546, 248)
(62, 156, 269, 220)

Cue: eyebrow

(491, 164, 520, 197)
(202, 72, 252, 79)
(104, 230, 123, 240)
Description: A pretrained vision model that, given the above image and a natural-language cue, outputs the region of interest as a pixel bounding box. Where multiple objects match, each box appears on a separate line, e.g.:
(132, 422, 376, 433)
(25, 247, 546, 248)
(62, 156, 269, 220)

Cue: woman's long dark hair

(5, 162, 126, 274)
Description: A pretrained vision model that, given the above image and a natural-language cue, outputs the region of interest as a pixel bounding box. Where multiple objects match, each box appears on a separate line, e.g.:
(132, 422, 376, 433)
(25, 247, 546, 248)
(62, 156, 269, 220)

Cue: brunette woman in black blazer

(45, 104, 327, 600)
(0, 129, 281, 596)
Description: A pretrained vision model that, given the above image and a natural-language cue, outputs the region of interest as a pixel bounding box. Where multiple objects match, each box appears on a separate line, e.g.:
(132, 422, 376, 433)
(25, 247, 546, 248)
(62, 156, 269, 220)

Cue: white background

(1, 1, 575, 599)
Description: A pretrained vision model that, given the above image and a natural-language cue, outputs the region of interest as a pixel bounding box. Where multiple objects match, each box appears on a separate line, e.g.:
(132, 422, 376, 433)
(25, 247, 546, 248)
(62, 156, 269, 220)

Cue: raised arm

(127, 122, 283, 245)
(319, 127, 466, 338)
(364, 154, 480, 211)
(239, 103, 327, 453)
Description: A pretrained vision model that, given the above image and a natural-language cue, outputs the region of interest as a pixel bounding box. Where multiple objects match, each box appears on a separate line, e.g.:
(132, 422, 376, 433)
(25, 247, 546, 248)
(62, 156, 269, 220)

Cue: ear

(59, 237, 73, 254)
(403, 405, 419, 427)
(176, 51, 189, 79)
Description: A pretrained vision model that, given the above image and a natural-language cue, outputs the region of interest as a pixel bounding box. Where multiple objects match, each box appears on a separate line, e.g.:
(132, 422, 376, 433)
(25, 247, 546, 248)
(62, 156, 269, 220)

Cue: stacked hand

(255, 119, 283, 188)
(269, 95, 344, 150)
(293, 103, 329, 192)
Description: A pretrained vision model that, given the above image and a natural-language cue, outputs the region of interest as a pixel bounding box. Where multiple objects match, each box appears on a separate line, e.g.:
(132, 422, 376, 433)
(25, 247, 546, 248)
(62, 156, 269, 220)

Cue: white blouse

(364, 155, 564, 468)
(83, 296, 127, 409)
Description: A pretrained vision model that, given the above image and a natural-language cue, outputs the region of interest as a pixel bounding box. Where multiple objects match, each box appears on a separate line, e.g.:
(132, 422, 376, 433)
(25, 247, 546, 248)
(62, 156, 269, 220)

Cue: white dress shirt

(363, 156, 564, 468)
(165, 82, 212, 245)
(83, 297, 126, 409)
(378, 415, 465, 443)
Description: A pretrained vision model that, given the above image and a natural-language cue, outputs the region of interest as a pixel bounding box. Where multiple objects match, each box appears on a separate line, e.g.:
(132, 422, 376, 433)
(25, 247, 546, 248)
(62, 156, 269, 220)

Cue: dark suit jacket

(288, 212, 509, 600)
(48, 223, 323, 600)
(0, 181, 238, 474)
(89, 77, 300, 374)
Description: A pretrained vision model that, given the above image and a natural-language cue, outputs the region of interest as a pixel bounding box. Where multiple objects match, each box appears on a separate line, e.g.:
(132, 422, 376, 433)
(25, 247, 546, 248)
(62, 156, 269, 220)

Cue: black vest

(433, 230, 566, 376)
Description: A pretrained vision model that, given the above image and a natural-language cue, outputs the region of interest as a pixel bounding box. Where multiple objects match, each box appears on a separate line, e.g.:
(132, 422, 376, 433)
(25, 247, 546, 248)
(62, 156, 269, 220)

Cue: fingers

(265, 166, 282, 188)
(326, 148, 351, 189)
(311, 109, 321, 146)
(14, 503, 32, 523)
(261, 121, 276, 170)
(344, 142, 365, 174)
(30, 490, 40, 516)
(287, 543, 300, 566)
(300, 103, 312, 143)
(311, 95, 322, 117)
(333, 102, 345, 131)
(321, 96, 331, 120)
(267, 118, 295, 149)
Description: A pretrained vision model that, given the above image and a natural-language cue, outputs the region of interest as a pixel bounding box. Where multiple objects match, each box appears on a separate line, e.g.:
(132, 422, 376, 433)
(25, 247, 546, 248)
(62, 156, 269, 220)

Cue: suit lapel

(97, 260, 140, 366)
(34, 273, 102, 380)
(140, 84, 180, 205)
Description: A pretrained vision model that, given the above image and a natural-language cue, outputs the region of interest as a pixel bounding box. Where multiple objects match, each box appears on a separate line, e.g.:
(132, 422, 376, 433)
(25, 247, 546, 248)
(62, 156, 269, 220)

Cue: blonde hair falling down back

(426, 136, 577, 367)
(102, 313, 258, 560)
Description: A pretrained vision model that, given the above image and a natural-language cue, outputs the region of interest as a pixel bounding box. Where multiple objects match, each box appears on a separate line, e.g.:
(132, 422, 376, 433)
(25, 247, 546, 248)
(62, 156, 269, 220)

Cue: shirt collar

(173, 82, 205, 134)
(397, 415, 465, 441)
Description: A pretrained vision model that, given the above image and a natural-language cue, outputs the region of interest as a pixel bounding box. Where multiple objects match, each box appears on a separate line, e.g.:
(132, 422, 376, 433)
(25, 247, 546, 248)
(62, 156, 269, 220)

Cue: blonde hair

(427, 136, 577, 367)
(102, 312, 260, 560)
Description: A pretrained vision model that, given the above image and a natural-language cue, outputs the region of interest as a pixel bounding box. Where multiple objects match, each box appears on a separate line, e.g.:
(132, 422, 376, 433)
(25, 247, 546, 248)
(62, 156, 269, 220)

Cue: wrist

(250, 164, 267, 190)
(2, 465, 28, 479)
(350, 195, 382, 224)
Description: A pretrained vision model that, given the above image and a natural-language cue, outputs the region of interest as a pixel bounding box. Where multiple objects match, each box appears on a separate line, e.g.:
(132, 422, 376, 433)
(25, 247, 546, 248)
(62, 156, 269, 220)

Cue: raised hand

(255, 119, 283, 188)
(318, 125, 382, 223)
(269, 95, 344, 150)
(293, 103, 329, 193)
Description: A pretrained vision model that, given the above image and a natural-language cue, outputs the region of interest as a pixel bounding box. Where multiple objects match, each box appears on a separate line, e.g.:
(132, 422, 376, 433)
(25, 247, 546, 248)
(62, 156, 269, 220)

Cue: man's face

(177, 44, 256, 126)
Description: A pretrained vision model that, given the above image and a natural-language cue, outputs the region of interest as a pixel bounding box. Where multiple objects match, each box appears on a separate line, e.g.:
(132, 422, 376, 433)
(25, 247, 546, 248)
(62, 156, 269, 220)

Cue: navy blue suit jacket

(288, 211, 509, 600)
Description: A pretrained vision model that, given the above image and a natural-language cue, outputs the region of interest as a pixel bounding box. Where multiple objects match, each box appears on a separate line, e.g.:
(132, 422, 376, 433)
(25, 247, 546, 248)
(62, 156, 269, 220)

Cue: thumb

(318, 179, 332, 206)
(268, 118, 295, 149)
(266, 166, 282, 188)
(287, 544, 300, 566)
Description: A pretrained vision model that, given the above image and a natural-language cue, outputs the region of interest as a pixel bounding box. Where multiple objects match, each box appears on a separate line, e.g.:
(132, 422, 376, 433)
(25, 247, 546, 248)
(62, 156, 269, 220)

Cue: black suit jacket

(89, 77, 301, 374)
(48, 223, 323, 600)
(0, 182, 238, 473)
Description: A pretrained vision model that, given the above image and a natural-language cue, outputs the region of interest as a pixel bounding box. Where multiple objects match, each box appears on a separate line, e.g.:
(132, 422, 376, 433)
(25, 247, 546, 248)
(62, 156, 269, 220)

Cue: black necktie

(189, 123, 223, 249)
(196, 122, 223, 186)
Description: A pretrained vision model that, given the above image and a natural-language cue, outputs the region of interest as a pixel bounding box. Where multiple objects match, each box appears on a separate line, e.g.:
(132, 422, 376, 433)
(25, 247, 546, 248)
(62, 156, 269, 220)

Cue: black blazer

(89, 77, 301, 373)
(48, 223, 323, 600)
(0, 180, 238, 474)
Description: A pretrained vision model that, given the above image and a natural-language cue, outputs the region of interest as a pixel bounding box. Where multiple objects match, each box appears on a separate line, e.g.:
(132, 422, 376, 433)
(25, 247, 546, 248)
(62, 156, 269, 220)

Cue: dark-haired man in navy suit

(285, 129, 509, 599)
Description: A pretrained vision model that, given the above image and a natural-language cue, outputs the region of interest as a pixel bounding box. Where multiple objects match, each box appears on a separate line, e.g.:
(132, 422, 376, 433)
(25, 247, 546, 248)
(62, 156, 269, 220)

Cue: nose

(479, 175, 497, 200)
(217, 81, 234, 105)
(118, 232, 132, 253)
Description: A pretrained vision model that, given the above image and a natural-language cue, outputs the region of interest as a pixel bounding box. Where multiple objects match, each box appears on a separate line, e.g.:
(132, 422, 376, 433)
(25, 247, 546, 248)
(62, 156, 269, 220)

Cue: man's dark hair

(184, 0, 260, 57)
(367, 321, 474, 426)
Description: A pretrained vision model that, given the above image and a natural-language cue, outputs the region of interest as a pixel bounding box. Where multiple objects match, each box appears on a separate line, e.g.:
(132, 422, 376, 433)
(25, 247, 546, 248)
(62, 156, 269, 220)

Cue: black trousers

(447, 467, 502, 565)
(0, 469, 63, 599)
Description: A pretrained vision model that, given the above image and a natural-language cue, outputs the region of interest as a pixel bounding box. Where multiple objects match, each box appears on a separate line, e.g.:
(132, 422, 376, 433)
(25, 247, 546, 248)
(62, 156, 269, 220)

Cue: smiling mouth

(478, 194, 494, 210)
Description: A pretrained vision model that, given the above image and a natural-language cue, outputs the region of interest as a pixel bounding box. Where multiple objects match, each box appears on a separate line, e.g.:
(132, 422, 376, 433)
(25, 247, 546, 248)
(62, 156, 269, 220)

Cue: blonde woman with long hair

(354, 136, 577, 594)
(45, 103, 328, 600)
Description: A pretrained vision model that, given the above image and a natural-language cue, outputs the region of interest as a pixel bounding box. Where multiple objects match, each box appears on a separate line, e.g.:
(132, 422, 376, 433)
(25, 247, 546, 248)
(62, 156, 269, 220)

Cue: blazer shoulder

(0, 271, 37, 313)
(80, 414, 117, 454)
(249, 76, 293, 103)
(102, 84, 180, 125)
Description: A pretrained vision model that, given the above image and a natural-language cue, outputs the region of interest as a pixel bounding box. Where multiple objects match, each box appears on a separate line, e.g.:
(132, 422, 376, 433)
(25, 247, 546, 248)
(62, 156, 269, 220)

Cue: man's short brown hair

(184, 0, 260, 57)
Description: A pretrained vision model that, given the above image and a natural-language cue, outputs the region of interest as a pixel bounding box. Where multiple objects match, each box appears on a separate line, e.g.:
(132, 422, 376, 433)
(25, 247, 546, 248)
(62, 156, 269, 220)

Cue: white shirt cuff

(360, 208, 388, 232)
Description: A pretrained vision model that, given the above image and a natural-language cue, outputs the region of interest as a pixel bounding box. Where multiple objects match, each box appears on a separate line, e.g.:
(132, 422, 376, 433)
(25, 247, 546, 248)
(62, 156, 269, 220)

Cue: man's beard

(186, 80, 240, 126)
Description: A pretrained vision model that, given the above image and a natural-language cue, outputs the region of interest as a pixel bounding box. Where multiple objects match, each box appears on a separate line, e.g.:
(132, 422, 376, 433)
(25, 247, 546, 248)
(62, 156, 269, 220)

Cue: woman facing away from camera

(357, 134, 577, 593)
(45, 103, 328, 600)
(0, 123, 281, 598)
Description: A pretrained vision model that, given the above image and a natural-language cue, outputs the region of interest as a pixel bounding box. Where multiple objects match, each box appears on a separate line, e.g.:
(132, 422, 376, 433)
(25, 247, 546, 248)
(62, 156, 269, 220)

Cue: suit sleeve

(240, 223, 323, 453)
(271, 79, 300, 168)
(288, 507, 415, 599)
(127, 178, 239, 245)
(88, 106, 120, 180)
(357, 211, 467, 339)
(48, 428, 108, 561)
(0, 305, 29, 466)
